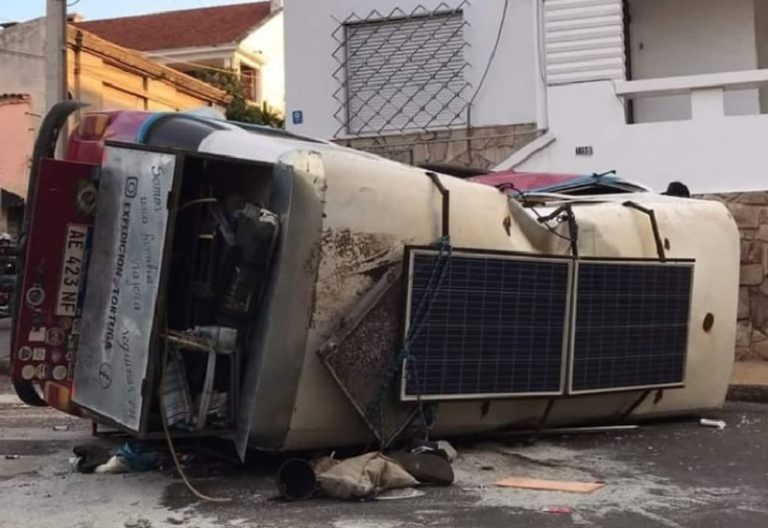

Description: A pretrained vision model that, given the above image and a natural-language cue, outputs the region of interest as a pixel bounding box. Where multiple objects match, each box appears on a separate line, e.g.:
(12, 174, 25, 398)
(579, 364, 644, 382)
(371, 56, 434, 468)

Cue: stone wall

(698, 192, 768, 361)
(336, 124, 538, 171)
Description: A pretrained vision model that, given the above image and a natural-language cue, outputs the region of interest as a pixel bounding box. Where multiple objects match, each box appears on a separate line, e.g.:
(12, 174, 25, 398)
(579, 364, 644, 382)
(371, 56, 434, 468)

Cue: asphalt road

(0, 375, 765, 528)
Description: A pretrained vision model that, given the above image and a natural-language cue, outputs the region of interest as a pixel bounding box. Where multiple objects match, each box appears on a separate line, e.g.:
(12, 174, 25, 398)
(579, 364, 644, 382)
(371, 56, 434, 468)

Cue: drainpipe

(533, 0, 548, 131)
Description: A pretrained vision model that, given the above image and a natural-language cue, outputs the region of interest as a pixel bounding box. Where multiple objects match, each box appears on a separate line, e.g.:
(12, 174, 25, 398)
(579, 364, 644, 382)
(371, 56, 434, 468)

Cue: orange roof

(74, 2, 272, 52)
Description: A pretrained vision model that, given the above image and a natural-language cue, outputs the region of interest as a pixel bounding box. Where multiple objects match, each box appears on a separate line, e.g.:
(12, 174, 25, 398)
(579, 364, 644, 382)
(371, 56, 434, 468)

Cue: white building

(284, 0, 542, 168)
(285, 0, 768, 193)
(506, 0, 768, 195)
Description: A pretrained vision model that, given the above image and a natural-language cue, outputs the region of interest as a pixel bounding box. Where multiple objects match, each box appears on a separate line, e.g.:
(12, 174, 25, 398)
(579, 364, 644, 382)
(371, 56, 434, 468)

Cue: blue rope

(367, 237, 452, 442)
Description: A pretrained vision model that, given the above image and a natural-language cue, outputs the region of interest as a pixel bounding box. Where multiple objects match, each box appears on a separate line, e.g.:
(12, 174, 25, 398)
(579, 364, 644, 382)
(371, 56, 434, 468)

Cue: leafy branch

(192, 69, 284, 128)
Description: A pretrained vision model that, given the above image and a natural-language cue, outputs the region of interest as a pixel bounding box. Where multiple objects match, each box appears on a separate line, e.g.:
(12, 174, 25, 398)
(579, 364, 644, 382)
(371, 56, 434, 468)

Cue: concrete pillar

(45, 0, 67, 111)
(691, 87, 725, 119)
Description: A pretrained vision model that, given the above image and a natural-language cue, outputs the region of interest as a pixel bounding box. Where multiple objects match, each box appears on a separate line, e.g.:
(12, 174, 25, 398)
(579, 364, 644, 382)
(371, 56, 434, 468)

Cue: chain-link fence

(331, 3, 471, 139)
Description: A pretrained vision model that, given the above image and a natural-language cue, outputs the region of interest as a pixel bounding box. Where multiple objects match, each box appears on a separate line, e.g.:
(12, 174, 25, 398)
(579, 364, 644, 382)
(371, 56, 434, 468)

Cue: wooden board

(495, 477, 605, 494)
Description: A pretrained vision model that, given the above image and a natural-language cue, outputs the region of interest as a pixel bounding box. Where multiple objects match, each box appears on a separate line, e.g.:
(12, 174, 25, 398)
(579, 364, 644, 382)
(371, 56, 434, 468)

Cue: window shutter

(344, 12, 467, 136)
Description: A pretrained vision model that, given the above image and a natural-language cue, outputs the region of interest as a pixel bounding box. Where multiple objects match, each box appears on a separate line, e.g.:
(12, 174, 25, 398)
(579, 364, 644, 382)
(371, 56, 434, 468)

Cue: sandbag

(316, 452, 418, 500)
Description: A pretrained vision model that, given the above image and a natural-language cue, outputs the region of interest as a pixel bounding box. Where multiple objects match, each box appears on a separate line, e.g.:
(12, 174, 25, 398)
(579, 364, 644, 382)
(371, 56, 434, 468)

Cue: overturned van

(11, 103, 740, 459)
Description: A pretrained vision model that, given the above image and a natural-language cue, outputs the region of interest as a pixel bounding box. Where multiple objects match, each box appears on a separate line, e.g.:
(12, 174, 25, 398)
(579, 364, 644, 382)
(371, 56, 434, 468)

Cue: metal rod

(623, 201, 666, 261)
(528, 398, 556, 443)
(496, 424, 639, 438)
(426, 171, 450, 240)
(621, 389, 651, 421)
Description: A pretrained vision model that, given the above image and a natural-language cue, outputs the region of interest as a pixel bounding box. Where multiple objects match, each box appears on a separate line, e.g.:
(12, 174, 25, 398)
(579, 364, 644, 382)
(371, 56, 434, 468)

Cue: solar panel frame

(399, 247, 574, 401)
(567, 258, 695, 395)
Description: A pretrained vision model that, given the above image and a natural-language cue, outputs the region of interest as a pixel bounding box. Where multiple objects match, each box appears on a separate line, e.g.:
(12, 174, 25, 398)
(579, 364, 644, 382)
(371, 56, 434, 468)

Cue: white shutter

(544, 0, 626, 85)
(345, 12, 467, 135)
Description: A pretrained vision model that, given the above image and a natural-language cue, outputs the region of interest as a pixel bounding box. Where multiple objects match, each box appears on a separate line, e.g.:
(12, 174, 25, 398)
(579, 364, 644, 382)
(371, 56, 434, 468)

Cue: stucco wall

(515, 81, 768, 194)
(240, 11, 285, 114)
(0, 100, 33, 199)
(0, 20, 45, 122)
(284, 0, 537, 139)
(628, 0, 760, 122)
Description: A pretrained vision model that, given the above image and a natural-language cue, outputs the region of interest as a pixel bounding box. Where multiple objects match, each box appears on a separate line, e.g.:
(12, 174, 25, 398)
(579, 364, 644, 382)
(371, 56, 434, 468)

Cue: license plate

(56, 224, 89, 317)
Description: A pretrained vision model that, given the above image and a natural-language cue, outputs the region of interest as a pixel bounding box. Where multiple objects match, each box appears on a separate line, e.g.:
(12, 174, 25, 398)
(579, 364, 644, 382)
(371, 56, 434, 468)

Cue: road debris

(388, 452, 454, 486)
(52, 425, 69, 432)
(700, 418, 727, 430)
(278, 459, 317, 501)
(374, 488, 426, 501)
(316, 452, 418, 500)
(73, 443, 162, 474)
(94, 456, 129, 474)
(115, 442, 163, 472)
(436, 440, 458, 462)
(4, 454, 19, 460)
(73, 445, 110, 473)
(279, 443, 458, 501)
(495, 477, 605, 494)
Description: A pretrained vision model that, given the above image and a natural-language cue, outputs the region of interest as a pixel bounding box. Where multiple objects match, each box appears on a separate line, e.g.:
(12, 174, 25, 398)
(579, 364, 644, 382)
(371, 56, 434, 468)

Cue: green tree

(192, 69, 284, 128)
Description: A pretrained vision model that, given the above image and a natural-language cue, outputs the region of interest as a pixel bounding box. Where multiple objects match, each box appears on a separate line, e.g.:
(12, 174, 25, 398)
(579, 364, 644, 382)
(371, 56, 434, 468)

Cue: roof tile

(74, 2, 272, 52)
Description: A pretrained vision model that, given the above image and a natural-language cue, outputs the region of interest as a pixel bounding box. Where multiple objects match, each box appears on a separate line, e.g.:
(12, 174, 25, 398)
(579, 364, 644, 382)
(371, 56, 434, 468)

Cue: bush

(191, 69, 284, 128)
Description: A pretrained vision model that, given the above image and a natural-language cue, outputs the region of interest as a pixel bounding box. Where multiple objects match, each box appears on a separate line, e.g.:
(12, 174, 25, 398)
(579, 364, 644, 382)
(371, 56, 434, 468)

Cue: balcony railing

(614, 69, 768, 120)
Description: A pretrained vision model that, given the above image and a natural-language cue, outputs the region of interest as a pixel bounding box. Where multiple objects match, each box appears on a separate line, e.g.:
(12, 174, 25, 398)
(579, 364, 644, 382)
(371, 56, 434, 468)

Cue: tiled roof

(74, 2, 272, 52)
(67, 27, 228, 104)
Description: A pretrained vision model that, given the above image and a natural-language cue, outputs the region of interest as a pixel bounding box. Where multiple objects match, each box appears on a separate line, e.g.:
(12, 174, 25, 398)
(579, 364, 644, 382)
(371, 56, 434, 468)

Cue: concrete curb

(727, 384, 768, 403)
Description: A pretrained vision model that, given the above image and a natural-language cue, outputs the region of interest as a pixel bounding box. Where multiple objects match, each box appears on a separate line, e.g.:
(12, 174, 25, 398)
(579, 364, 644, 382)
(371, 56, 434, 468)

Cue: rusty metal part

(318, 265, 417, 447)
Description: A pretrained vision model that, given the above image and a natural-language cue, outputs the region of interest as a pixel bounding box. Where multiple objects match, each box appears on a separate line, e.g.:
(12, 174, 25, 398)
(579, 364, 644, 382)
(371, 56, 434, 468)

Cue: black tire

(12, 379, 48, 407)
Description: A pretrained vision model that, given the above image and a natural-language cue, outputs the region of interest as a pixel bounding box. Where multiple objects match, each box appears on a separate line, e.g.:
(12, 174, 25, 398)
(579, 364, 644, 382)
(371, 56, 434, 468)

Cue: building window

(334, 7, 470, 137)
(240, 65, 261, 103)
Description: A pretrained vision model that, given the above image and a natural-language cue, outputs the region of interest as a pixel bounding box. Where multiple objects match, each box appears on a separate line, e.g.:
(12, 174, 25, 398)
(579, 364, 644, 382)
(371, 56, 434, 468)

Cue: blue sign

(292, 110, 304, 125)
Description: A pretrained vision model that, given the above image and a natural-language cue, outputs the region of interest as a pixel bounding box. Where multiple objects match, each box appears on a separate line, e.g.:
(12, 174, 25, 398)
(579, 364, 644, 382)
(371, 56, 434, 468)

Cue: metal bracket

(426, 172, 450, 240)
(536, 203, 579, 257)
(623, 201, 666, 261)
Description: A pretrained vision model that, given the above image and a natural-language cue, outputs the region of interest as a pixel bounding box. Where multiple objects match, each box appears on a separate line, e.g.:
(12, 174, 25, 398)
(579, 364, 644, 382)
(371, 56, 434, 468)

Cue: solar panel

(401, 248, 572, 400)
(569, 260, 694, 394)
